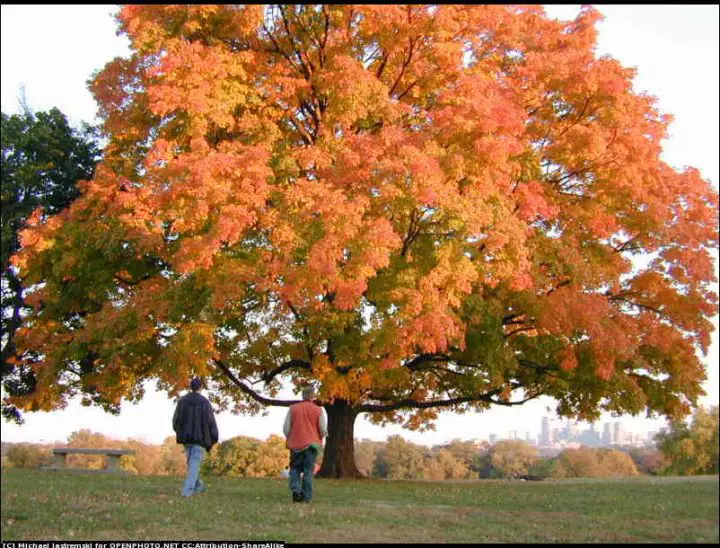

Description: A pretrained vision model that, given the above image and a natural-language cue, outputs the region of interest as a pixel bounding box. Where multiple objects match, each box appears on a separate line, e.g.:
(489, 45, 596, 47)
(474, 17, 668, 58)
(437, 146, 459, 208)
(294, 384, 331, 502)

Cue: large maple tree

(9, 5, 718, 477)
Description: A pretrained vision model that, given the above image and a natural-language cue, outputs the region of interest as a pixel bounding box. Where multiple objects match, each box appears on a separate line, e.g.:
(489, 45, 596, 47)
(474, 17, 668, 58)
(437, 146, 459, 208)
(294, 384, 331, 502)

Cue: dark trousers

(289, 446, 318, 501)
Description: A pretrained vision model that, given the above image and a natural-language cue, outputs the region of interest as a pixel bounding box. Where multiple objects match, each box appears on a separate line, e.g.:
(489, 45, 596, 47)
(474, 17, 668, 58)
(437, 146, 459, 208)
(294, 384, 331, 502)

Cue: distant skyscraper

(602, 423, 612, 445)
(540, 416, 550, 446)
(613, 422, 624, 445)
(489, 433, 498, 444)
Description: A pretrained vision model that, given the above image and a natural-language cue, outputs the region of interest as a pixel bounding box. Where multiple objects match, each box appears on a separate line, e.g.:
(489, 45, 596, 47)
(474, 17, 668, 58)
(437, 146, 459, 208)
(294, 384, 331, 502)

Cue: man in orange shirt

(283, 386, 327, 503)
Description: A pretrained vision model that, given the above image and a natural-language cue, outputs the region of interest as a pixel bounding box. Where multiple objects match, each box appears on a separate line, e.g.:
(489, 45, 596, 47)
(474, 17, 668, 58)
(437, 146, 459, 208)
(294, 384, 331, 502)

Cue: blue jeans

(289, 446, 318, 501)
(182, 444, 206, 496)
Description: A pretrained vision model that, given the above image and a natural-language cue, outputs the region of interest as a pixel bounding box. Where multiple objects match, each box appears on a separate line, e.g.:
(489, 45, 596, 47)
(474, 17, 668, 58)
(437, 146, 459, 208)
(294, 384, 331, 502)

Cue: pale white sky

(1, 5, 718, 446)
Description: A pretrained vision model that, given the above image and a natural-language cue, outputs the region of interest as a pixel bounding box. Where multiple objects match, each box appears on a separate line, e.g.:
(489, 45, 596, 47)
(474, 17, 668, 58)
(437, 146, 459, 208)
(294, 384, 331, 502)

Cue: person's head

(301, 386, 316, 401)
(190, 377, 203, 392)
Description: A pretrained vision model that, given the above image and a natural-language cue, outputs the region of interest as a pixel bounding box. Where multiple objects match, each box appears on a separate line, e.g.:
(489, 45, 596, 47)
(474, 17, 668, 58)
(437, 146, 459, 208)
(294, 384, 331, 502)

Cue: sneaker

(292, 491, 303, 503)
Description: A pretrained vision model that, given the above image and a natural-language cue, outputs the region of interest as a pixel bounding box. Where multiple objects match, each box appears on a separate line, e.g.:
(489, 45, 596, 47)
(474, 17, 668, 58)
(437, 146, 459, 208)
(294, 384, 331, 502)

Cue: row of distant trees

(0, 431, 639, 479)
(0, 431, 688, 480)
(360, 436, 643, 479)
(2, 429, 187, 476)
(4, 405, 717, 479)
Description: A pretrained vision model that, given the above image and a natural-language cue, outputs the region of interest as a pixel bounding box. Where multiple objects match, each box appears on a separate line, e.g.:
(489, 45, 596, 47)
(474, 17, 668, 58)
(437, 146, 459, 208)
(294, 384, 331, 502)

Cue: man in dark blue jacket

(173, 377, 219, 497)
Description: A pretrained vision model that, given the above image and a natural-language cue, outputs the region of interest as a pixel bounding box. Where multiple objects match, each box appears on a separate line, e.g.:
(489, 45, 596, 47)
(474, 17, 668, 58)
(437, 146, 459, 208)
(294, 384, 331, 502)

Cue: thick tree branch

(213, 359, 300, 407)
(376, 52, 389, 79)
(546, 278, 571, 296)
(400, 209, 422, 257)
(518, 359, 566, 381)
(279, 6, 314, 78)
(262, 23, 303, 75)
(403, 353, 449, 370)
(424, 365, 468, 378)
(609, 295, 666, 316)
(395, 79, 420, 101)
(287, 112, 315, 145)
(300, 100, 321, 132)
(389, 37, 416, 97)
(113, 272, 154, 287)
(402, 354, 471, 379)
(403, 354, 491, 374)
(504, 326, 538, 339)
(358, 381, 533, 413)
(1, 270, 24, 369)
(613, 234, 642, 253)
(489, 391, 543, 406)
(503, 313, 525, 325)
(260, 359, 312, 384)
(285, 299, 315, 361)
(320, 6, 330, 67)
(555, 94, 595, 140)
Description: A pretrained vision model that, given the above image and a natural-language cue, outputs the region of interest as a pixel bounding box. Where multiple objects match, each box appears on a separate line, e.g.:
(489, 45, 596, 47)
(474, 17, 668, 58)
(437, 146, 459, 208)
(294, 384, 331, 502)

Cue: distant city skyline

(488, 415, 659, 450)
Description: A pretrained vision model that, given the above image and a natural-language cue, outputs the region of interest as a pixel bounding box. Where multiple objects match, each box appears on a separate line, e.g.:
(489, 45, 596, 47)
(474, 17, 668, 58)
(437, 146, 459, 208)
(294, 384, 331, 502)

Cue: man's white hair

(302, 386, 316, 400)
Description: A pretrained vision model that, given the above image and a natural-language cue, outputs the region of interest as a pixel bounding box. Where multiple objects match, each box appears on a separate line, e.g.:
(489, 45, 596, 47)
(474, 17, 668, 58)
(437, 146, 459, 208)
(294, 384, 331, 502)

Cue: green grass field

(1, 468, 718, 543)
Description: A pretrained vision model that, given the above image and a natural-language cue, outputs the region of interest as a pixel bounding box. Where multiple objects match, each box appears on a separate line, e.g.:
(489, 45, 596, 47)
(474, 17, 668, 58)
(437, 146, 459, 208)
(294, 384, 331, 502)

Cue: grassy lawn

(1, 468, 718, 543)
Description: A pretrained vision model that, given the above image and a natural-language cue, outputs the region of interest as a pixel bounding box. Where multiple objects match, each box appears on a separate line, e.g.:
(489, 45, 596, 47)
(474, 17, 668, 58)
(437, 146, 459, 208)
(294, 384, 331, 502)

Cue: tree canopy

(7, 5, 718, 477)
(552, 446, 639, 478)
(478, 439, 539, 478)
(1, 107, 99, 421)
(655, 405, 719, 476)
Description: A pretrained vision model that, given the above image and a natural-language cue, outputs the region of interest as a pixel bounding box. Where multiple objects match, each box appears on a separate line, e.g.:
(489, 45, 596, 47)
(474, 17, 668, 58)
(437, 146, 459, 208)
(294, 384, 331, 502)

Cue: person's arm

(283, 408, 292, 438)
(207, 401, 219, 446)
(318, 409, 328, 439)
(172, 398, 183, 433)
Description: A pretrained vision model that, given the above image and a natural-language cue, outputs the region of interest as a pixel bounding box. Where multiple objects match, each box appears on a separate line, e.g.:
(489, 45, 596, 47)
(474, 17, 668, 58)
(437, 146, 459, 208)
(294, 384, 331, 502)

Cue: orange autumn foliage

(9, 6, 718, 448)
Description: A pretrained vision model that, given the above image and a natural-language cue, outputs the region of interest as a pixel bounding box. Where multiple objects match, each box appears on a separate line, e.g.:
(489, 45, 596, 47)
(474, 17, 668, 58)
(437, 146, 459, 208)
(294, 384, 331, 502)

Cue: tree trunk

(317, 399, 364, 478)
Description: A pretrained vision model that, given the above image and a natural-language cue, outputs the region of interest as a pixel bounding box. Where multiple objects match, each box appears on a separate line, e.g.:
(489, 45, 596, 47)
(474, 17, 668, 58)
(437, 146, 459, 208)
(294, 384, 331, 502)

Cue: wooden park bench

(49, 448, 135, 473)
